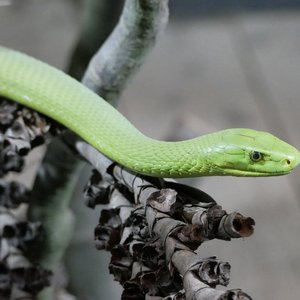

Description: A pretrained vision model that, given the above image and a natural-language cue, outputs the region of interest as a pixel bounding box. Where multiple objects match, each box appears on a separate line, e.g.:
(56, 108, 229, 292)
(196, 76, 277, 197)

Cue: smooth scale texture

(0, 47, 299, 177)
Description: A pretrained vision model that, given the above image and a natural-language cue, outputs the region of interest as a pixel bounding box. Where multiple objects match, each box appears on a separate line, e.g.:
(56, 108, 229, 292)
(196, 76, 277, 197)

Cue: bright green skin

(0, 47, 299, 178)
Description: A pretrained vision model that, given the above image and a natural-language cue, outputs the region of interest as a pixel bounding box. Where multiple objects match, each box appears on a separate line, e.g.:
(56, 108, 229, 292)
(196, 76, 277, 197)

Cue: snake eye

(250, 151, 263, 162)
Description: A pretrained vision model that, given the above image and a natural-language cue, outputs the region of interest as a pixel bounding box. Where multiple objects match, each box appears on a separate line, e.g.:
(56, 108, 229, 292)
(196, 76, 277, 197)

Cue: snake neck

(109, 134, 213, 178)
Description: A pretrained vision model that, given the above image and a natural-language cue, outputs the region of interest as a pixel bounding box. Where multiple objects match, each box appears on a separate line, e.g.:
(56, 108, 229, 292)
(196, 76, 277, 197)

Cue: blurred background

(1, 0, 300, 299)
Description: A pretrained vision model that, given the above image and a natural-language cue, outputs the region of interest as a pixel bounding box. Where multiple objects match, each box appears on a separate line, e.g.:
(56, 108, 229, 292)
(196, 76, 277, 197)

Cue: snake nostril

(286, 159, 291, 165)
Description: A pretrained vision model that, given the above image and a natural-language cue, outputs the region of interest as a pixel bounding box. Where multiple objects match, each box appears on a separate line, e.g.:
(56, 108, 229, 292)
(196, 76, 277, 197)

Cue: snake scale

(0, 47, 299, 177)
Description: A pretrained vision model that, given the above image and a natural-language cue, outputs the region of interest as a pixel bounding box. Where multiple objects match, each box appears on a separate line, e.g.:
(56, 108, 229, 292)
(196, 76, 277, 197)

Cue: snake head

(208, 128, 300, 176)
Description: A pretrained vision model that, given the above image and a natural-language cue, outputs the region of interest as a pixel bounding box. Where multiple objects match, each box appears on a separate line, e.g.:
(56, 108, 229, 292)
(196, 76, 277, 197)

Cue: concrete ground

(1, 1, 300, 299)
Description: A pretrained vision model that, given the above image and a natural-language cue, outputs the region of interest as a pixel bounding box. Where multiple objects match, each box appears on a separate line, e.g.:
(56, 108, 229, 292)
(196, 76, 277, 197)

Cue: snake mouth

(218, 154, 300, 177)
(220, 168, 291, 177)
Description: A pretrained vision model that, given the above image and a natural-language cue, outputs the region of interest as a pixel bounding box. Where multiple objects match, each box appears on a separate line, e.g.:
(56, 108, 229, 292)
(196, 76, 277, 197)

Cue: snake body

(0, 47, 299, 177)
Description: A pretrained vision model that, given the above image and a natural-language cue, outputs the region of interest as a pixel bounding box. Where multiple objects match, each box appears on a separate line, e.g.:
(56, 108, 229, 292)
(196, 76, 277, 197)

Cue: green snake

(0, 47, 299, 178)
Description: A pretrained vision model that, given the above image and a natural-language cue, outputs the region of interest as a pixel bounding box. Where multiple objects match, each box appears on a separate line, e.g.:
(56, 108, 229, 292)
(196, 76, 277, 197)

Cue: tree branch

(82, 0, 169, 104)
(75, 141, 254, 299)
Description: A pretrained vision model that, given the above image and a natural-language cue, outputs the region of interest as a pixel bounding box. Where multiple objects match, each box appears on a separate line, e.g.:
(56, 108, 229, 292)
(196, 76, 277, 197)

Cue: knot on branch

(0, 97, 63, 177)
(147, 189, 182, 215)
(3, 221, 43, 251)
(95, 208, 122, 250)
(218, 289, 252, 300)
(0, 210, 51, 298)
(0, 262, 52, 299)
(170, 224, 206, 250)
(84, 169, 114, 208)
(193, 256, 231, 287)
(0, 180, 29, 208)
